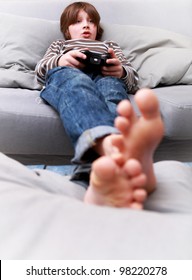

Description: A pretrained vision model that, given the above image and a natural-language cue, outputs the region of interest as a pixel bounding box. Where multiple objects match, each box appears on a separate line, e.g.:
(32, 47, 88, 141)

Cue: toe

(135, 88, 160, 119)
(123, 158, 143, 177)
(92, 156, 117, 182)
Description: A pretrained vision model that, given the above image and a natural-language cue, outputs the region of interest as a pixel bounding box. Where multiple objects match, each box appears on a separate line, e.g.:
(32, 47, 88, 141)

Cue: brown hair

(60, 1, 103, 40)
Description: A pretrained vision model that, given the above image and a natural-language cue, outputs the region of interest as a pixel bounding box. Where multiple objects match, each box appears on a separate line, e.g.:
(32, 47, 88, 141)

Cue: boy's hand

(101, 48, 125, 78)
(58, 50, 86, 69)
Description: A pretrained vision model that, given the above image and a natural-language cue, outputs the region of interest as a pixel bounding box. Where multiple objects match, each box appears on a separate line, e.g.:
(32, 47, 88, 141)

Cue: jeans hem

(72, 125, 119, 163)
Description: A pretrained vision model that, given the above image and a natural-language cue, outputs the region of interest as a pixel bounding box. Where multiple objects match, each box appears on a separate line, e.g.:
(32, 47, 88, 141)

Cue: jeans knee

(97, 76, 126, 89)
(96, 76, 128, 99)
(48, 67, 80, 82)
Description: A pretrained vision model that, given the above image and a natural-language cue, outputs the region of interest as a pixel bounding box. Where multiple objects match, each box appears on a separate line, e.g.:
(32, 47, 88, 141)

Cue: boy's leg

(41, 67, 117, 147)
(41, 67, 128, 163)
(94, 75, 129, 116)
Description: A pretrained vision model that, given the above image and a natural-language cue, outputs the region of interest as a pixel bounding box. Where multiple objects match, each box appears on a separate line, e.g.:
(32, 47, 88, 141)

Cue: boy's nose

(83, 20, 89, 28)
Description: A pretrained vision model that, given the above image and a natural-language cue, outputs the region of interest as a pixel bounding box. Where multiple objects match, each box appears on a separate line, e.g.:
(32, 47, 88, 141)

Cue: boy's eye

(75, 18, 94, 24)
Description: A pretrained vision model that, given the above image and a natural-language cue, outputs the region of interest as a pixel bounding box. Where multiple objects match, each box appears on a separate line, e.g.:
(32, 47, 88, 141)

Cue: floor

(27, 164, 77, 176)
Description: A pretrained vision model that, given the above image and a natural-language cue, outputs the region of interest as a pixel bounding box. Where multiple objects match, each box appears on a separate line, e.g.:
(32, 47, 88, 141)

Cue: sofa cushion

(0, 13, 62, 90)
(102, 23, 192, 88)
(0, 88, 74, 164)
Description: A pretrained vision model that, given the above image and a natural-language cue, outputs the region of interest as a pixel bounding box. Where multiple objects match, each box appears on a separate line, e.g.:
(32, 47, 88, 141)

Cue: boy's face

(68, 9, 97, 40)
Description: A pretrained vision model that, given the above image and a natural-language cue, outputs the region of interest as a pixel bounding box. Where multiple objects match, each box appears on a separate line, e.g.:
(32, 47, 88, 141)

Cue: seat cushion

(0, 88, 74, 164)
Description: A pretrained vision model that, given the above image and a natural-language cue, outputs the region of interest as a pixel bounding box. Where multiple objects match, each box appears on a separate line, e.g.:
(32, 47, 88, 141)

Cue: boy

(36, 2, 138, 173)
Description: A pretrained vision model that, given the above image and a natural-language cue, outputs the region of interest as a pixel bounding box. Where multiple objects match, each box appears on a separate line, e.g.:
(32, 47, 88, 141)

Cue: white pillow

(102, 23, 192, 88)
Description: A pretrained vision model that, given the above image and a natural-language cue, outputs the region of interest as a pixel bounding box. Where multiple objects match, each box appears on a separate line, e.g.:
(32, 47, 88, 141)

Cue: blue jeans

(41, 66, 129, 163)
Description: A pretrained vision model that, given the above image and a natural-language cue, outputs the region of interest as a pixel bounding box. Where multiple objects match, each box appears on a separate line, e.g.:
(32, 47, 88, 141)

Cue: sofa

(0, 0, 192, 165)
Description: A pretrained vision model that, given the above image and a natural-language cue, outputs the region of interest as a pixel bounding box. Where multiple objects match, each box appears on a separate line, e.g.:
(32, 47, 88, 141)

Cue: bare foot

(84, 156, 147, 208)
(113, 88, 164, 193)
(85, 88, 163, 208)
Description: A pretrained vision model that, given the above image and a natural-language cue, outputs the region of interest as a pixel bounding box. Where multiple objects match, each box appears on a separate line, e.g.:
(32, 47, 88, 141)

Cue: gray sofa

(0, 0, 192, 165)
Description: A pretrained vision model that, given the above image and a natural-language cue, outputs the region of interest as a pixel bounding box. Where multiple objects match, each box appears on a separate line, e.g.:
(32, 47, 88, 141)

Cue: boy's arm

(35, 40, 64, 86)
(108, 41, 139, 94)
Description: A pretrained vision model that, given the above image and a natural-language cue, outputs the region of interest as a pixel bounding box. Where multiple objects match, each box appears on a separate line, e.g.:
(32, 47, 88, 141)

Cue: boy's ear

(65, 29, 71, 40)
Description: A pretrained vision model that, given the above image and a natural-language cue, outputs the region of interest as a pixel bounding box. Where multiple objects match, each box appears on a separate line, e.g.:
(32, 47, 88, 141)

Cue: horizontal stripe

(36, 39, 138, 93)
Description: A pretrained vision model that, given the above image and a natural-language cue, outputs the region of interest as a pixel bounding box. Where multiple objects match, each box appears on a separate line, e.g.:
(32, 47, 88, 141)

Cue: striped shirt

(36, 39, 139, 93)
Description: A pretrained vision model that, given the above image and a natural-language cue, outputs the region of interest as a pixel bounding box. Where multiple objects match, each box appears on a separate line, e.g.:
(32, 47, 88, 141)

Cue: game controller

(77, 50, 111, 66)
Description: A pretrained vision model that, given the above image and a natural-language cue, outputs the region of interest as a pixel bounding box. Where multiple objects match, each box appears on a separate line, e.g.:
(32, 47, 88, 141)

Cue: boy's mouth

(82, 31, 91, 38)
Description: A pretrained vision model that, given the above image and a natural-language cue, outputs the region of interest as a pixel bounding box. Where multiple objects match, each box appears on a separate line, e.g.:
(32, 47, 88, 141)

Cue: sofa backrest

(0, 0, 192, 37)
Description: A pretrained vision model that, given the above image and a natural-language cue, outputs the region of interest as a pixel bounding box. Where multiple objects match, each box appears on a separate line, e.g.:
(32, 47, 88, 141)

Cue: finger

(72, 50, 86, 60)
(101, 69, 120, 77)
(105, 58, 118, 67)
(108, 48, 116, 58)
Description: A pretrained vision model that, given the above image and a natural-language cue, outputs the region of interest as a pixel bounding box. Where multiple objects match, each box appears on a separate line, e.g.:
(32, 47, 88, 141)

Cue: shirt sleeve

(35, 40, 64, 86)
(108, 41, 139, 94)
